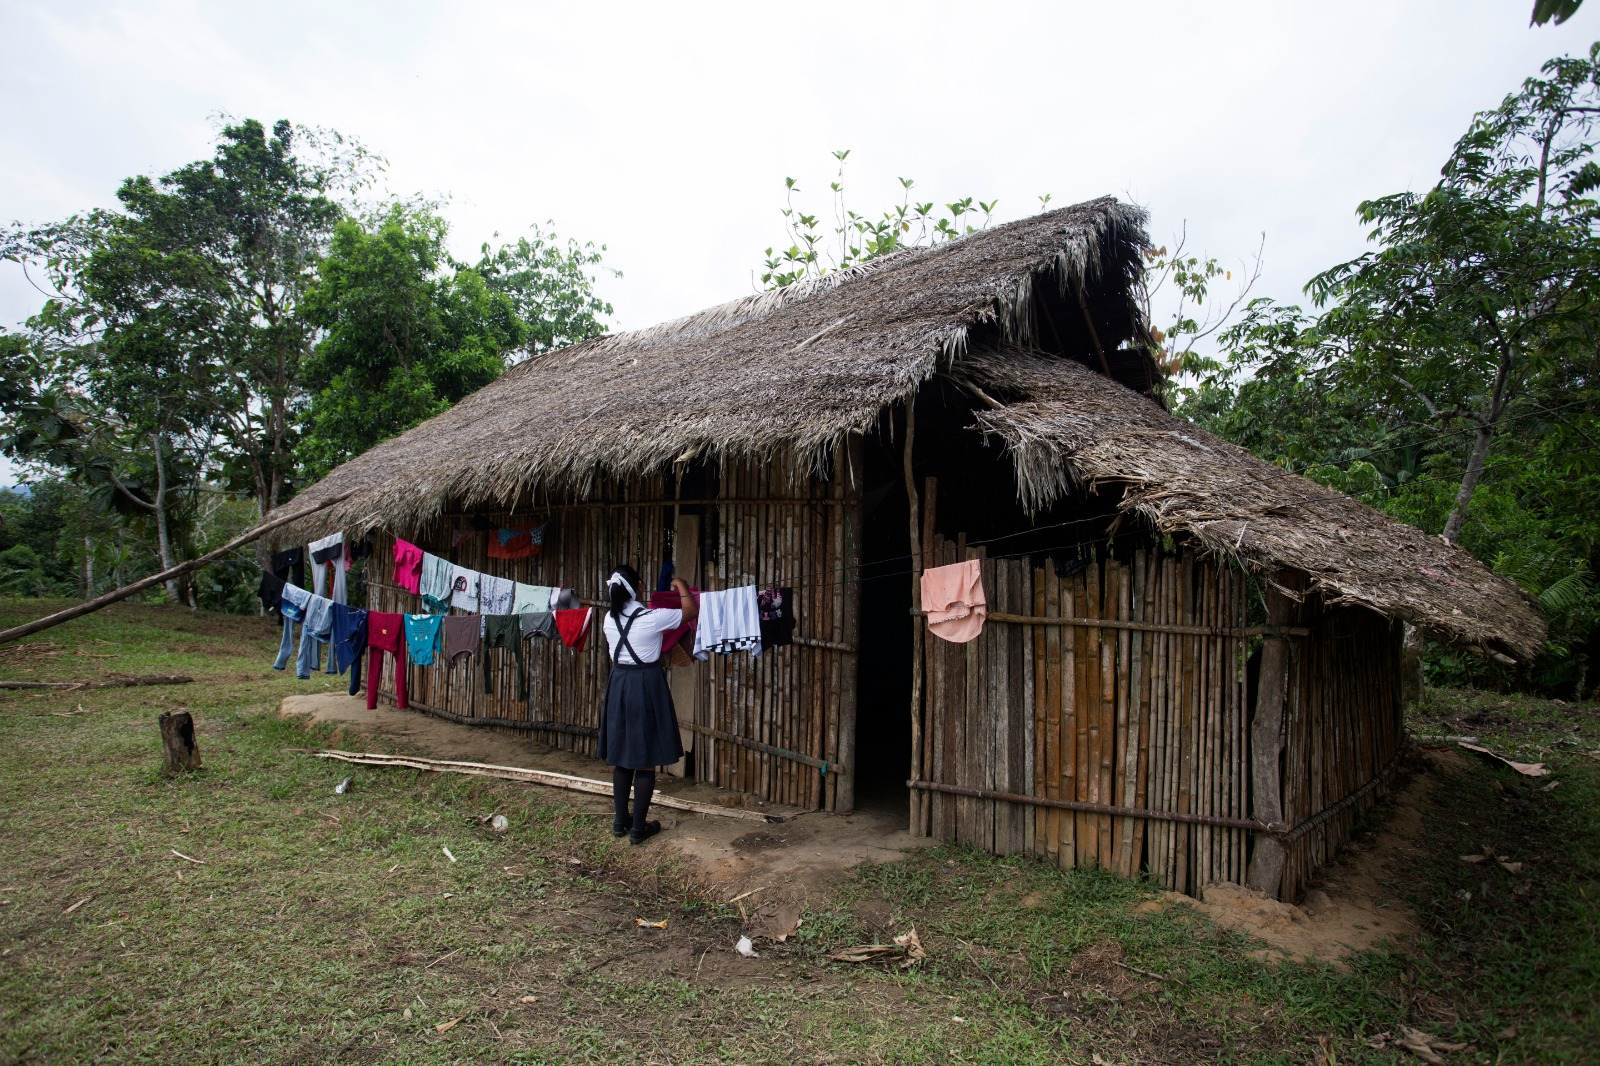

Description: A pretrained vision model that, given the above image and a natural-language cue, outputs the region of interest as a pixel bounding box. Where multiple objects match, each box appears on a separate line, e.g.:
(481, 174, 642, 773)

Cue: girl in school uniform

(596, 564, 698, 844)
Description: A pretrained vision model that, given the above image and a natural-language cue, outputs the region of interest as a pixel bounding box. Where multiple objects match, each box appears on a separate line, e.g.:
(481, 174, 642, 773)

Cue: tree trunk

(159, 710, 202, 773)
(150, 432, 180, 604)
(82, 536, 94, 598)
(1441, 422, 1494, 546)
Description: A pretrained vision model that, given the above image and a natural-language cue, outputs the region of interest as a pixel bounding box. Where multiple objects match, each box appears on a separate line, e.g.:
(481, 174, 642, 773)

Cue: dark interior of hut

(850, 264, 1159, 813)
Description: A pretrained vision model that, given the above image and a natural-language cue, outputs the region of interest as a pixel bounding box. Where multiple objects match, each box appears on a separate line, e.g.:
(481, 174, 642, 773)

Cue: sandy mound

(1135, 756, 1442, 964)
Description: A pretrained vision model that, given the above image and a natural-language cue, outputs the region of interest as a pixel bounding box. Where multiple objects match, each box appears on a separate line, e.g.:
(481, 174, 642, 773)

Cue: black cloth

(258, 570, 286, 614)
(597, 662, 682, 769)
(310, 539, 344, 565)
(345, 531, 377, 562)
(271, 547, 305, 587)
(758, 587, 795, 649)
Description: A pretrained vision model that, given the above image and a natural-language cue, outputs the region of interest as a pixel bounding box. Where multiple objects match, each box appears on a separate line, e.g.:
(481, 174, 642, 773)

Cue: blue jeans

(273, 615, 297, 671)
(296, 623, 324, 679)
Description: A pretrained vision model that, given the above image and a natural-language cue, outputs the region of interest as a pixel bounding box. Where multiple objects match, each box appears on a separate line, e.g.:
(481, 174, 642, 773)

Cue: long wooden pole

(904, 403, 924, 835)
(0, 490, 356, 646)
(1246, 571, 1298, 896)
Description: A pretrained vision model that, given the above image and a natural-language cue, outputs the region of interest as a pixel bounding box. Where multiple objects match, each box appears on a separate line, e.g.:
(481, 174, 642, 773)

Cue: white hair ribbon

(606, 571, 636, 600)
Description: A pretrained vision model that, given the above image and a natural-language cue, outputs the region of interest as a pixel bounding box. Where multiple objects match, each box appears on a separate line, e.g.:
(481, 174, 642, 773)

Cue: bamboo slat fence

(911, 536, 1404, 898)
(368, 464, 861, 812)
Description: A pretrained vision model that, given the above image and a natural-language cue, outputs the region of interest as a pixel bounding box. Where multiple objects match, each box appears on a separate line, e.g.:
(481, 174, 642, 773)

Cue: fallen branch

(0, 674, 194, 691)
(0, 489, 356, 646)
(295, 749, 783, 824)
(1113, 959, 1189, 986)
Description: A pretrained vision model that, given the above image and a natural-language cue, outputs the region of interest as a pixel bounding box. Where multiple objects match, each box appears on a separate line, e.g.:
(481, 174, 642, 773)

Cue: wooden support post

(835, 432, 864, 813)
(1246, 573, 1298, 897)
(905, 403, 923, 834)
(664, 513, 701, 779)
(158, 711, 202, 773)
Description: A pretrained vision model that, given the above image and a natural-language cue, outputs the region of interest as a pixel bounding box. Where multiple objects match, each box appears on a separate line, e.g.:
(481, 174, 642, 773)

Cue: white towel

(693, 585, 762, 660)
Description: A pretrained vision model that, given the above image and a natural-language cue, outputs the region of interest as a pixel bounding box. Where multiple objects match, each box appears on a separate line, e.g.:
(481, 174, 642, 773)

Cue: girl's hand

(670, 577, 690, 594)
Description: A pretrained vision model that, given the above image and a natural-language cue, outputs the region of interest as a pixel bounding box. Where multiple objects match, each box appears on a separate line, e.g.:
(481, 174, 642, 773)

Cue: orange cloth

(919, 559, 987, 643)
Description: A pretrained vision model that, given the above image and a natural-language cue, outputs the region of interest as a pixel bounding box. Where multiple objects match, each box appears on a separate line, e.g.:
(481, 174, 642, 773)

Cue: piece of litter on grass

(726, 885, 769, 905)
(402, 1007, 412, 1019)
(1498, 860, 1524, 874)
(442, 846, 456, 863)
(518, 995, 537, 1004)
(387, 863, 400, 874)
(1396, 1025, 1469, 1064)
(170, 849, 206, 865)
(434, 1017, 461, 1034)
(1540, 780, 1560, 792)
(335, 776, 352, 794)
(750, 903, 803, 942)
(1455, 741, 1550, 777)
(735, 935, 759, 957)
(62, 896, 92, 915)
(1459, 854, 1486, 864)
(488, 814, 508, 833)
(952, 1015, 967, 1023)
(635, 918, 668, 929)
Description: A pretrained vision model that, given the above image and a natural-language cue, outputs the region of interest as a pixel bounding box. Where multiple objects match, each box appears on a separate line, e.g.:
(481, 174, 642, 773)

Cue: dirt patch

(1135, 756, 1444, 964)
(278, 692, 928, 901)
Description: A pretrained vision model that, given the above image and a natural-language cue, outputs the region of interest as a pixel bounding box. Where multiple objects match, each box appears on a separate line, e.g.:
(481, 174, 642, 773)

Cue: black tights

(611, 766, 656, 832)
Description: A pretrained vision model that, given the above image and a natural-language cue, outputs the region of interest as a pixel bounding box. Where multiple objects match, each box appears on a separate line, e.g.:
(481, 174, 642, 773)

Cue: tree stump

(159, 710, 202, 773)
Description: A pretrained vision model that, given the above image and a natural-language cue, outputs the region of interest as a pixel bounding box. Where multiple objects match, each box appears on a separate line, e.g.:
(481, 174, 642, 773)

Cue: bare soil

(279, 692, 927, 906)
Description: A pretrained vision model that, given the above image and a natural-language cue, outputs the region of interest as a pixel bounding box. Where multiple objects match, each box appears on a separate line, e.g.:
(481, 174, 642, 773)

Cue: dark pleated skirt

(596, 662, 683, 769)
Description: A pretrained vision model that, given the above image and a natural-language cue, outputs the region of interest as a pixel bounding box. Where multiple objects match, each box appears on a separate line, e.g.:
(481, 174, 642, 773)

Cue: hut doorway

(851, 429, 915, 816)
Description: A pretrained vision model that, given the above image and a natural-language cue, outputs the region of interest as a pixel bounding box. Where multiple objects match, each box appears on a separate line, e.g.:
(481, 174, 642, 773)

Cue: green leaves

(754, 150, 998, 289)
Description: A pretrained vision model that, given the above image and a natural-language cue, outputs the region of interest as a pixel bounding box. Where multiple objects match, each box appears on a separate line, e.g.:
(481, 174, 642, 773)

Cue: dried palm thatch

(955, 348, 1545, 661)
(277, 197, 1148, 539)
(280, 195, 1541, 661)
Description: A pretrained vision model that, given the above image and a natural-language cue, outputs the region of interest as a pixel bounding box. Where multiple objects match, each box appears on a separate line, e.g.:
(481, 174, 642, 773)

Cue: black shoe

(629, 820, 661, 845)
(611, 820, 630, 838)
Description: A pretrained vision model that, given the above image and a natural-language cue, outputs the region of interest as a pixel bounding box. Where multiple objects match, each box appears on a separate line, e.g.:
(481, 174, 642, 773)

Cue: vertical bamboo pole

(904, 405, 924, 833)
(834, 432, 863, 813)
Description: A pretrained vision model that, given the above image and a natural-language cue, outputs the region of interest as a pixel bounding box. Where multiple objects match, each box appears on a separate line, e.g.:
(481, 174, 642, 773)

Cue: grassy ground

(0, 598, 1595, 1064)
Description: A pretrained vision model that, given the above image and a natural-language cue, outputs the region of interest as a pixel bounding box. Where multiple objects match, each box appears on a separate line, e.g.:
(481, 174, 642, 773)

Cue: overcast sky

(3, 0, 1599, 484)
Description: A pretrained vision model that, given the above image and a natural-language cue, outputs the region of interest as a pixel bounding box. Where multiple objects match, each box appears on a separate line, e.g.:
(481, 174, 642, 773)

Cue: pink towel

(920, 559, 986, 643)
(649, 589, 699, 652)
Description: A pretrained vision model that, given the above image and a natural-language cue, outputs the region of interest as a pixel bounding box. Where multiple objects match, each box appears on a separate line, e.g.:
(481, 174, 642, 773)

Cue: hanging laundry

(418, 553, 454, 613)
(656, 560, 676, 593)
(479, 573, 515, 615)
(513, 582, 554, 616)
(520, 611, 558, 641)
(271, 546, 306, 588)
(273, 582, 312, 671)
(331, 603, 368, 697)
(257, 570, 286, 615)
(693, 586, 762, 659)
(451, 526, 476, 549)
(482, 614, 528, 700)
(758, 587, 796, 650)
(920, 559, 986, 643)
(296, 594, 336, 679)
(346, 531, 376, 562)
(393, 539, 424, 594)
(486, 519, 550, 560)
(444, 614, 481, 671)
(550, 586, 580, 611)
(404, 613, 445, 666)
(365, 611, 409, 710)
(649, 589, 699, 653)
(555, 608, 593, 653)
(309, 533, 346, 604)
(450, 564, 481, 613)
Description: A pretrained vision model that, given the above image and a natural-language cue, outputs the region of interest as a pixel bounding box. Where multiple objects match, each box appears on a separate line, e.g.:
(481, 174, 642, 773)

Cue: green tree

(298, 204, 589, 476)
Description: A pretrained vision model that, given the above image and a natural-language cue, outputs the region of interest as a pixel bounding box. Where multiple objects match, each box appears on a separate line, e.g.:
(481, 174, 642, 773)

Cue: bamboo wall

(366, 464, 862, 812)
(913, 538, 1404, 899)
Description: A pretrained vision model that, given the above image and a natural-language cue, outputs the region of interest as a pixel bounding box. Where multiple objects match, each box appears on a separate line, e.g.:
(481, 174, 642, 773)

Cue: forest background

(3, 35, 1598, 696)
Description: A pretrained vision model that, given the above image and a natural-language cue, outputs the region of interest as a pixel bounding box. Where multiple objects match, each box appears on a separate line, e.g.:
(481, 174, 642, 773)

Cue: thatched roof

(280, 196, 1542, 660)
(954, 349, 1544, 661)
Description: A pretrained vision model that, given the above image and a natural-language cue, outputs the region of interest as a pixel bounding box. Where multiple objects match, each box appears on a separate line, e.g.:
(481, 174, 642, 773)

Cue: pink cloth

(392, 538, 423, 594)
(649, 589, 699, 652)
(920, 559, 986, 643)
